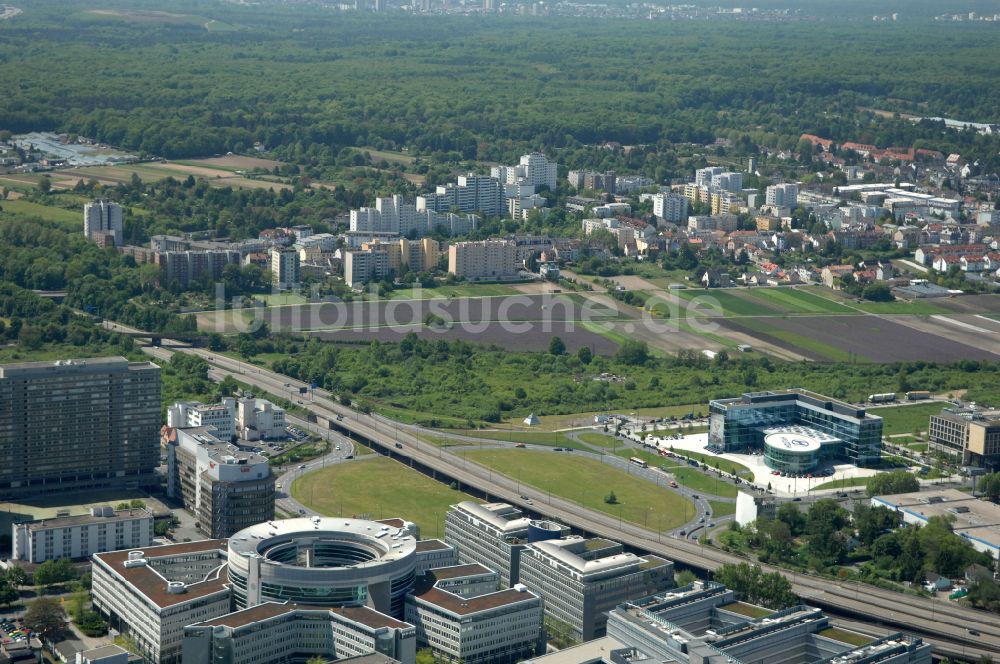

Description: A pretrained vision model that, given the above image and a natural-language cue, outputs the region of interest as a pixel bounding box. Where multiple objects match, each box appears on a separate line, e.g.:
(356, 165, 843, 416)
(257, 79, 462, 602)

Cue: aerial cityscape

(0, 0, 999, 663)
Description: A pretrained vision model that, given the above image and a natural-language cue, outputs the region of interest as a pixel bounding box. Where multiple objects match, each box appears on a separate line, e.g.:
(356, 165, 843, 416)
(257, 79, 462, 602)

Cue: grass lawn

(817, 628, 873, 647)
(414, 433, 485, 448)
(708, 500, 736, 518)
(0, 198, 81, 227)
(672, 450, 752, 477)
(669, 467, 738, 498)
(577, 433, 621, 449)
(451, 429, 588, 451)
(907, 443, 928, 452)
(720, 602, 773, 619)
(810, 477, 870, 492)
(253, 292, 310, 306)
(463, 449, 695, 530)
(675, 289, 774, 317)
(801, 287, 950, 315)
(872, 402, 946, 435)
(292, 456, 474, 539)
(745, 288, 855, 315)
(612, 448, 677, 467)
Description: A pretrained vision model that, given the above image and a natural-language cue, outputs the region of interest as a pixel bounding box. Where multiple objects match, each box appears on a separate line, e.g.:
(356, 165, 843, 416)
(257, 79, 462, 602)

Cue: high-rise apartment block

(270, 247, 300, 289)
(447, 240, 519, 281)
(0, 357, 161, 499)
(492, 153, 558, 192)
(694, 166, 725, 188)
(156, 250, 241, 287)
(711, 171, 743, 192)
(419, 175, 505, 217)
(345, 238, 441, 287)
(652, 192, 689, 224)
(766, 183, 799, 209)
(84, 199, 123, 247)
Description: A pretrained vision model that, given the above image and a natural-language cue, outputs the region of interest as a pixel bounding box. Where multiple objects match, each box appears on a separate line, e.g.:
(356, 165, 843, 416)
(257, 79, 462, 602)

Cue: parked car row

(0, 618, 33, 647)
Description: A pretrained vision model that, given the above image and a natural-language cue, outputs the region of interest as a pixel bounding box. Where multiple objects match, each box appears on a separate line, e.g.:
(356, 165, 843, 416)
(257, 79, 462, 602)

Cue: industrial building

(929, 406, 1000, 469)
(518, 536, 674, 641)
(12, 506, 153, 563)
(0, 357, 161, 499)
(444, 501, 568, 587)
(604, 581, 931, 664)
(871, 489, 1000, 561)
(708, 389, 883, 471)
(405, 564, 544, 664)
(164, 426, 274, 538)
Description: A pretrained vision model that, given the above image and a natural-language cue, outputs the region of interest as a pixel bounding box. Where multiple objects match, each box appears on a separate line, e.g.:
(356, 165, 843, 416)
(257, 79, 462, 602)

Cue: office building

(444, 502, 567, 588)
(12, 506, 154, 563)
(708, 389, 883, 469)
(605, 581, 931, 664)
(414, 539, 459, 574)
(405, 564, 544, 664)
(167, 398, 237, 441)
(871, 488, 1000, 561)
(448, 240, 519, 281)
(518, 536, 674, 641)
(766, 183, 799, 209)
(270, 247, 300, 289)
(92, 540, 233, 664)
(183, 603, 417, 664)
(75, 645, 130, 664)
(165, 426, 274, 538)
(84, 199, 123, 247)
(0, 357, 161, 499)
(929, 406, 1000, 468)
(157, 249, 241, 287)
(236, 396, 286, 440)
(652, 192, 689, 224)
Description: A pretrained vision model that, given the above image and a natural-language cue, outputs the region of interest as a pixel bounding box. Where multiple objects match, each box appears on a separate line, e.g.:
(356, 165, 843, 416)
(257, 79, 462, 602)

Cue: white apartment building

(508, 193, 548, 219)
(84, 199, 123, 246)
(688, 214, 738, 233)
(270, 248, 299, 289)
(12, 506, 153, 563)
(652, 192, 689, 224)
(447, 240, 519, 281)
(92, 540, 232, 664)
(167, 398, 237, 440)
(712, 171, 743, 192)
(766, 183, 799, 209)
(418, 175, 504, 217)
(593, 202, 631, 218)
(518, 536, 674, 641)
(294, 232, 338, 252)
(405, 564, 543, 664)
(694, 166, 725, 187)
(492, 153, 558, 192)
(345, 247, 391, 288)
(183, 603, 417, 664)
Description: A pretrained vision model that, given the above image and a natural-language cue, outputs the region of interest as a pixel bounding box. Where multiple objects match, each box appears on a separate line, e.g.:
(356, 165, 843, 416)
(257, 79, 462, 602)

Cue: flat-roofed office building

(0, 357, 161, 499)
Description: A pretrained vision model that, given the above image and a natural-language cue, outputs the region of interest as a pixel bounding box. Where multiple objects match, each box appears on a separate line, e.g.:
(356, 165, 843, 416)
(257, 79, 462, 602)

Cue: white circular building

(763, 426, 836, 473)
(227, 517, 417, 617)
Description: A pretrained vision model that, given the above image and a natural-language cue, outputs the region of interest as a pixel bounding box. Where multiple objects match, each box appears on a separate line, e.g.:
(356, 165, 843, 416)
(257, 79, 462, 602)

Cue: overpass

(117, 322, 1000, 661)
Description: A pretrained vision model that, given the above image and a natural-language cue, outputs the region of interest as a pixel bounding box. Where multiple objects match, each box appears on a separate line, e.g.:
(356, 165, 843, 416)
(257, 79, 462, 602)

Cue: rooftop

(415, 539, 451, 552)
(77, 645, 130, 660)
(425, 563, 493, 581)
(452, 501, 531, 535)
(20, 507, 152, 532)
(93, 539, 229, 609)
(0, 356, 157, 376)
(872, 489, 1000, 555)
(195, 601, 411, 631)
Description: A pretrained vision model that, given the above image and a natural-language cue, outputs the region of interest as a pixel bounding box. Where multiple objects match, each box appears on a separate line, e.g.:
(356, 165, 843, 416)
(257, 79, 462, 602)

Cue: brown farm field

(192, 155, 284, 170)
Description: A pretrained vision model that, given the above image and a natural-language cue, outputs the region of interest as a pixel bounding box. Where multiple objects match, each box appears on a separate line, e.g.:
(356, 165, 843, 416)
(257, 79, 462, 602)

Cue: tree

(0, 581, 17, 607)
(23, 597, 66, 638)
(714, 562, 797, 610)
(862, 283, 894, 302)
(577, 346, 593, 364)
(853, 503, 899, 546)
(549, 336, 566, 356)
(36, 175, 52, 195)
(4, 565, 27, 588)
(675, 569, 697, 586)
(776, 502, 806, 536)
(34, 557, 76, 590)
(615, 339, 649, 365)
(866, 470, 920, 497)
(604, 490, 618, 504)
(415, 649, 436, 664)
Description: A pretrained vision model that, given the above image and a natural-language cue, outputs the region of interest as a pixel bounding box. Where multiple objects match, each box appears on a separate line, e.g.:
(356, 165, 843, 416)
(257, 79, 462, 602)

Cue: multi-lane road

(112, 322, 1000, 659)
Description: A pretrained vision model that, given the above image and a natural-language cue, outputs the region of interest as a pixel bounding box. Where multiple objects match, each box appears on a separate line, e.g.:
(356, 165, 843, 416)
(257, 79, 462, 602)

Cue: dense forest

(2, 0, 1000, 168)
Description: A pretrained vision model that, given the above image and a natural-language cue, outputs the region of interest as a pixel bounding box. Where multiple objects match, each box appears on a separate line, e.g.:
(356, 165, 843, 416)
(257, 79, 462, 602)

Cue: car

(520, 495, 530, 500)
(697, 517, 705, 524)
(345, 454, 353, 459)
(276, 483, 282, 489)
(792, 497, 802, 502)
(299, 509, 306, 514)
(708, 522, 715, 528)
(692, 494, 699, 499)
(678, 530, 686, 536)
(298, 464, 306, 469)
(335, 445, 341, 451)
(395, 442, 403, 449)
(553, 447, 563, 451)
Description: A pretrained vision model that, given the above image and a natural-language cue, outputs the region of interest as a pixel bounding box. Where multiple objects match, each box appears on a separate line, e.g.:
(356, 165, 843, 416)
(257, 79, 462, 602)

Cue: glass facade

(709, 391, 882, 467)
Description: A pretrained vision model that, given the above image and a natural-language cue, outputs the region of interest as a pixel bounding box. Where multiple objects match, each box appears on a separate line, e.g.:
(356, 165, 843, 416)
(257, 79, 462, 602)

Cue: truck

(906, 391, 931, 401)
(867, 393, 897, 403)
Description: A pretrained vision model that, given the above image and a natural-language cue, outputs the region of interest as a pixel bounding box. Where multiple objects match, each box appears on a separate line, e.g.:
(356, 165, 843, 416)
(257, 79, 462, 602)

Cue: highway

(112, 322, 1000, 659)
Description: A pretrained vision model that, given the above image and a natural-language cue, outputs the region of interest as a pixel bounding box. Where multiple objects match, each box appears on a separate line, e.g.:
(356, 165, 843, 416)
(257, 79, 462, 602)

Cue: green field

(451, 429, 587, 450)
(524, 404, 704, 430)
(292, 456, 474, 539)
(810, 477, 870, 492)
(872, 402, 946, 435)
(387, 284, 521, 300)
(0, 198, 81, 227)
(708, 500, 736, 518)
(577, 433, 621, 449)
(670, 467, 738, 498)
(741, 288, 855, 315)
(463, 449, 695, 530)
(253, 292, 310, 306)
(672, 450, 752, 477)
(801, 287, 951, 315)
(675, 289, 773, 317)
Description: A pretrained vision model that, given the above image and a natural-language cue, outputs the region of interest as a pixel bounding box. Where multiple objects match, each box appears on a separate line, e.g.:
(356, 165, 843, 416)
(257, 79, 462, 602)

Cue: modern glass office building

(709, 390, 882, 468)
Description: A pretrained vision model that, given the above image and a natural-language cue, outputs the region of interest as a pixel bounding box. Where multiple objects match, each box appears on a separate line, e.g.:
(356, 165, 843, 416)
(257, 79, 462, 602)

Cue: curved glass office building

(709, 390, 882, 467)
(227, 517, 417, 618)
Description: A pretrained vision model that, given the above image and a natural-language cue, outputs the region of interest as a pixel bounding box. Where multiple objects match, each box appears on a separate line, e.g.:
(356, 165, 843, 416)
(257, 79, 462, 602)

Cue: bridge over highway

(114, 321, 1000, 661)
